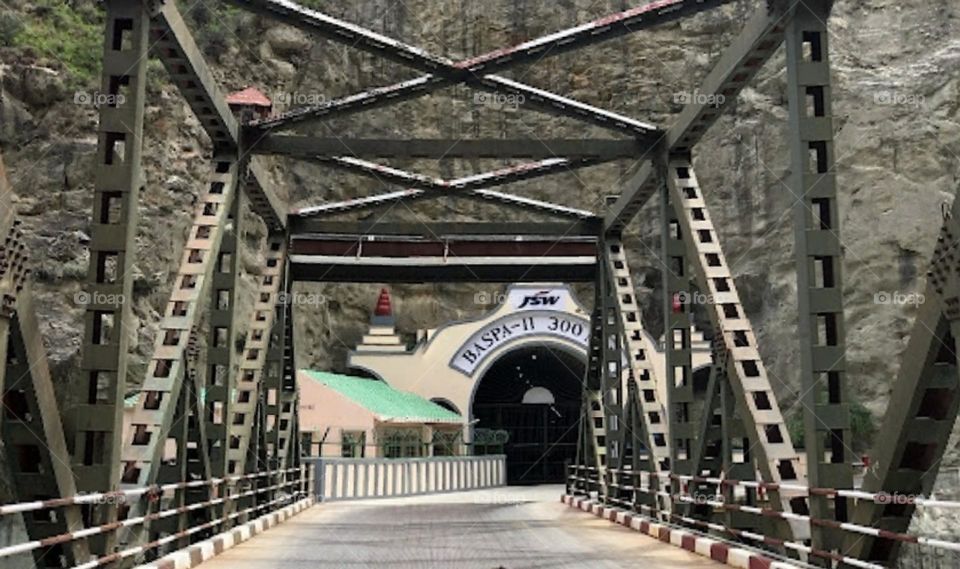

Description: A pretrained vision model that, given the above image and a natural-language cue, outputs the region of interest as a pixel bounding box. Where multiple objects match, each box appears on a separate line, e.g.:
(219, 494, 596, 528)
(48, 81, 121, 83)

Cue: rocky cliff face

(0, 0, 959, 561)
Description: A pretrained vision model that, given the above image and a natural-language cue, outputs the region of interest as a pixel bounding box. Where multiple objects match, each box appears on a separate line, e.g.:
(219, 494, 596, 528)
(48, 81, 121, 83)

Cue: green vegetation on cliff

(5, 1, 102, 87)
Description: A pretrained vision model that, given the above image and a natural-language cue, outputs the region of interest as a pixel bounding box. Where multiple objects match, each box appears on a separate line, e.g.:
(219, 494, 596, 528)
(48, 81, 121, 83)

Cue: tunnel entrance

(472, 345, 584, 484)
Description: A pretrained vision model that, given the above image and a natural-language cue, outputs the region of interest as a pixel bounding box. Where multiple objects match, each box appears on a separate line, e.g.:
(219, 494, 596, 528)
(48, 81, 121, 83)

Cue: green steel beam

(784, 0, 852, 557)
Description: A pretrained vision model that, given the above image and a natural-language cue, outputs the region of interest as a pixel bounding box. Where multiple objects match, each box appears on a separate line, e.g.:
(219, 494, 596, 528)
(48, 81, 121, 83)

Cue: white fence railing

(305, 455, 507, 501)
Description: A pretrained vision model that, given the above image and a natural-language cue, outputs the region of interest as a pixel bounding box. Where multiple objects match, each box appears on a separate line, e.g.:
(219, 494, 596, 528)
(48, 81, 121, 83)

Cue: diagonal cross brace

(152, 1, 285, 231)
(291, 187, 599, 221)
(666, 158, 805, 543)
(844, 193, 960, 563)
(311, 156, 606, 193)
(605, 1, 794, 232)
(229, 0, 732, 135)
(118, 154, 239, 552)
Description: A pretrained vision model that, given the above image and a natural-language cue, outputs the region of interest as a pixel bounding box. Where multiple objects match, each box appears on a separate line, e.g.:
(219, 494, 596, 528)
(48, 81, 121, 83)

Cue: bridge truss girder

(0, 172, 91, 566)
(0, 0, 951, 567)
(843, 195, 960, 564)
(152, 0, 285, 232)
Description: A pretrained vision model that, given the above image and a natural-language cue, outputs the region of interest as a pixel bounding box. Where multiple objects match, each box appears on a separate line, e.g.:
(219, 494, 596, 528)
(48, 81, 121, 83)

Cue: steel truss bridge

(0, 0, 957, 568)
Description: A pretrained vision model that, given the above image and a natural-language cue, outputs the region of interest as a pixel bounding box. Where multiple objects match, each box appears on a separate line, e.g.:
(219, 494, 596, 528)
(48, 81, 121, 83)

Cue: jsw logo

(518, 291, 560, 309)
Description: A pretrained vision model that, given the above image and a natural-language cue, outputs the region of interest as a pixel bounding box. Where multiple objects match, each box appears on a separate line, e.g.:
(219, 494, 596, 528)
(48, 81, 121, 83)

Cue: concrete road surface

(197, 486, 719, 568)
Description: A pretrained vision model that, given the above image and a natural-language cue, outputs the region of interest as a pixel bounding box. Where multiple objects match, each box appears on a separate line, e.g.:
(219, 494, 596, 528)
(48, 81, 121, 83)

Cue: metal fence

(305, 455, 507, 501)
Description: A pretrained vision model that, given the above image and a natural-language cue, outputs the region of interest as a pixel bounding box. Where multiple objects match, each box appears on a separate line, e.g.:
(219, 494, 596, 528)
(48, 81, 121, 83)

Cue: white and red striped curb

(136, 498, 313, 569)
(561, 494, 799, 569)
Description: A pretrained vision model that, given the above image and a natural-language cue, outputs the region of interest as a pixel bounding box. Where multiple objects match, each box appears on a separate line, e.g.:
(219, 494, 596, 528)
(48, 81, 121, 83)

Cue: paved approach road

(198, 486, 719, 568)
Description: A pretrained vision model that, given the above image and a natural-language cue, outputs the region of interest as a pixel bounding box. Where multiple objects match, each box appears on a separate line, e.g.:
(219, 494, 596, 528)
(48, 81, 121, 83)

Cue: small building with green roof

(298, 369, 464, 458)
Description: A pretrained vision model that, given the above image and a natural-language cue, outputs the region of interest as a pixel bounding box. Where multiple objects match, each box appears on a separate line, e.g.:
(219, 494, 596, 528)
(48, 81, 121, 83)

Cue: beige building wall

(349, 284, 713, 443)
(299, 376, 377, 457)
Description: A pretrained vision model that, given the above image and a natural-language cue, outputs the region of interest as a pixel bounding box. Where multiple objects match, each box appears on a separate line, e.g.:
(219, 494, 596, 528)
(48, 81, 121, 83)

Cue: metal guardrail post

(313, 458, 325, 503)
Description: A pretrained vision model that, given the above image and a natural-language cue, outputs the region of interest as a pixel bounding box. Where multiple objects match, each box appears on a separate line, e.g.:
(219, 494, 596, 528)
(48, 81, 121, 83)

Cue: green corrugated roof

(302, 370, 461, 424)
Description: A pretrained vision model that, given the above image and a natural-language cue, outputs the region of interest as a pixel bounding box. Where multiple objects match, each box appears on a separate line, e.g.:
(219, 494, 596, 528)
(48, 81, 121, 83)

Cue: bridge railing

(305, 455, 506, 502)
(566, 466, 960, 569)
(565, 464, 602, 498)
(0, 465, 314, 567)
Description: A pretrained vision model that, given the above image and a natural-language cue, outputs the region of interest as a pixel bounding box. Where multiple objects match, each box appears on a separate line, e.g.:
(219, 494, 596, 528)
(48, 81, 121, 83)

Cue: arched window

(430, 398, 461, 416)
(521, 386, 555, 405)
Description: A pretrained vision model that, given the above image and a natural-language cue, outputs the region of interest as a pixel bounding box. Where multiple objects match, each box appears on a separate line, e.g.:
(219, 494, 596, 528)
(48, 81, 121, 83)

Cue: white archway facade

(348, 284, 714, 441)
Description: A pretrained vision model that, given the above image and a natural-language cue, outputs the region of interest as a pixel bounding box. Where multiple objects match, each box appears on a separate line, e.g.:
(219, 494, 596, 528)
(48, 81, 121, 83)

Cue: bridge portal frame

(0, 1, 953, 568)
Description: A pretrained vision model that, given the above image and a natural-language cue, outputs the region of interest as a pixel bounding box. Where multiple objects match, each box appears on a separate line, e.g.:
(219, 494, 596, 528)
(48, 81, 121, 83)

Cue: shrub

(0, 11, 23, 46)
(788, 399, 876, 453)
(13, 1, 101, 87)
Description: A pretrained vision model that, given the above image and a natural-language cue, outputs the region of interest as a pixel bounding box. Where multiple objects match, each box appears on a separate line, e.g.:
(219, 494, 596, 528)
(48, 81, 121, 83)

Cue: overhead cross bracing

(224, 0, 730, 136)
(247, 137, 649, 161)
(238, 0, 735, 225)
(290, 188, 600, 220)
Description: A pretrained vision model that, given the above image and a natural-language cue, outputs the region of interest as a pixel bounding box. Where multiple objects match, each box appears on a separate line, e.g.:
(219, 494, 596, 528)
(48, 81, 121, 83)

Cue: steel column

(600, 247, 624, 477)
(717, 363, 759, 533)
(580, 268, 606, 475)
(684, 338, 726, 522)
(604, 238, 672, 492)
(151, 363, 193, 556)
(785, 0, 852, 555)
(69, 1, 150, 556)
(276, 266, 299, 469)
(660, 180, 696, 508)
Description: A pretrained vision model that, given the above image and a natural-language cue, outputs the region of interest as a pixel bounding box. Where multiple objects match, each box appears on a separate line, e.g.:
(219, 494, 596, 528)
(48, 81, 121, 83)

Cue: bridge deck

(196, 486, 719, 568)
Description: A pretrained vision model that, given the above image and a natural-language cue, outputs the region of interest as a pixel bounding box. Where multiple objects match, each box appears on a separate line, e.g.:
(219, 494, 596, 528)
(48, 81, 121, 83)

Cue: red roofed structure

(226, 86, 272, 107)
(226, 87, 272, 119)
